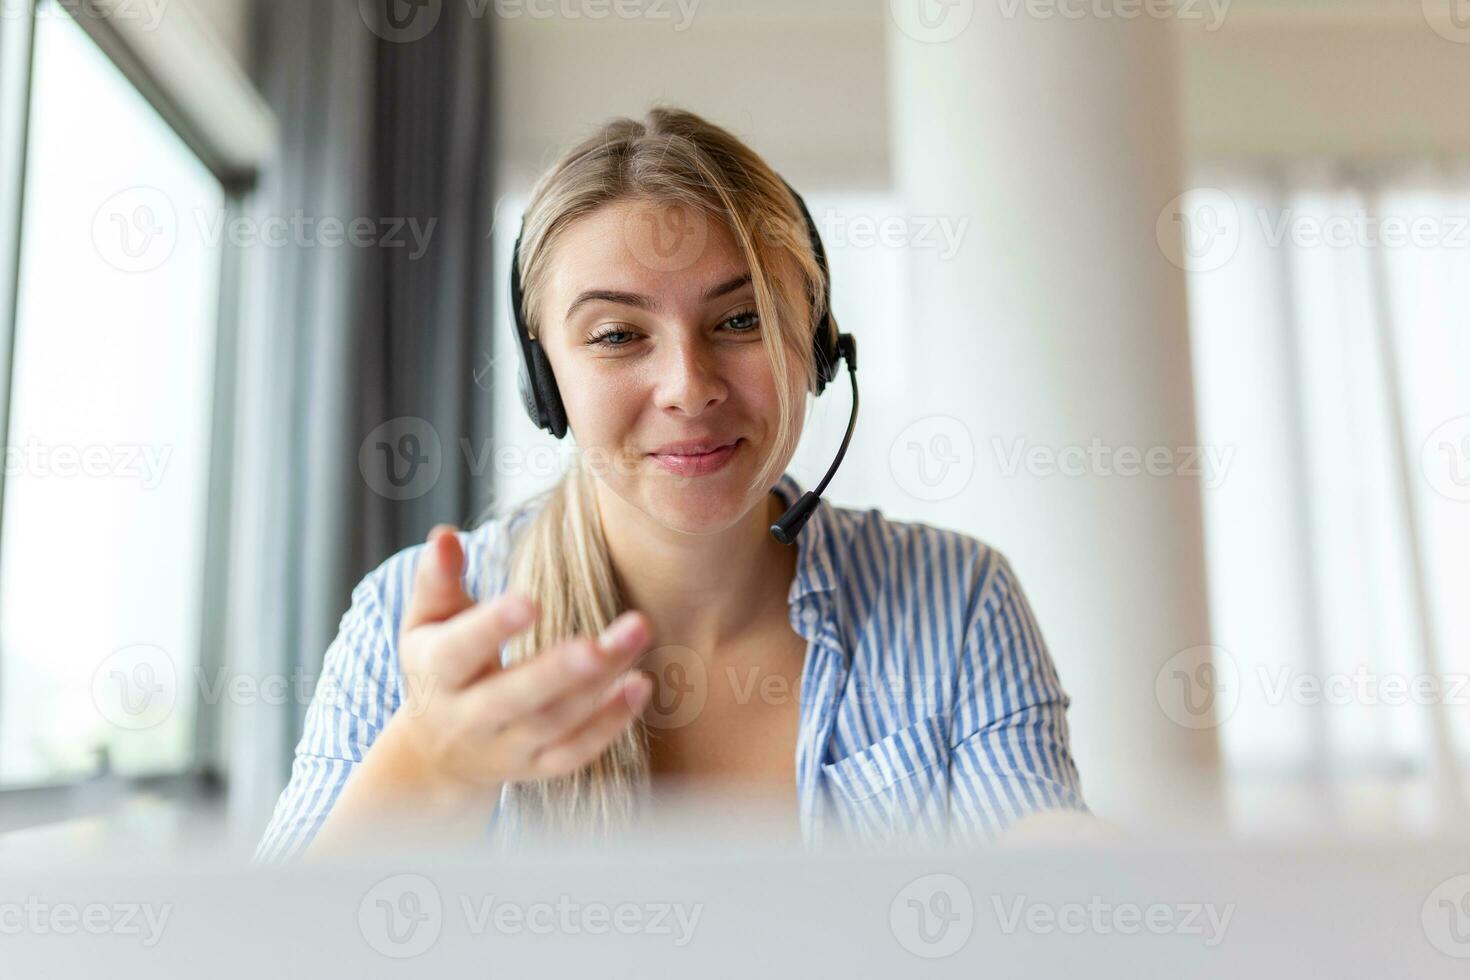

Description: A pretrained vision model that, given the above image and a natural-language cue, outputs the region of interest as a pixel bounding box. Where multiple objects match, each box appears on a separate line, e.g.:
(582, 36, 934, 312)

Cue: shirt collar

(772, 471, 840, 607)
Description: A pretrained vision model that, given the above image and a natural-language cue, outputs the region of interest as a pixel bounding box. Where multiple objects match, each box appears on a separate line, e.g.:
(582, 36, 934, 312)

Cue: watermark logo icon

(890, 873, 974, 958)
(359, 0, 443, 42)
(1422, 416, 1470, 502)
(92, 187, 177, 273)
(1155, 644, 1240, 729)
(472, 350, 500, 391)
(1423, 874, 1470, 957)
(359, 873, 443, 958)
(91, 644, 178, 731)
(1423, 0, 1470, 43)
(359, 416, 443, 501)
(638, 644, 708, 730)
(1157, 188, 1241, 273)
(621, 199, 709, 274)
(889, 416, 975, 502)
(889, 0, 975, 43)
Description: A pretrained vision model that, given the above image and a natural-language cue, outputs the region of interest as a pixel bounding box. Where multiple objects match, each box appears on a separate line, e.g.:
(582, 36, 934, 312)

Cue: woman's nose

(655, 340, 726, 416)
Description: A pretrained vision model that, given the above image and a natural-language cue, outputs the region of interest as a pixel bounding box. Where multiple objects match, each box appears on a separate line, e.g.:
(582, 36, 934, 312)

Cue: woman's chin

(641, 476, 756, 534)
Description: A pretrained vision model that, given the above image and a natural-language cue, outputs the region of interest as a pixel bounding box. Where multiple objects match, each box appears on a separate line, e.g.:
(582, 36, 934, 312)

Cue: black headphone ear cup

(777, 178, 839, 398)
(811, 314, 839, 395)
(527, 340, 568, 439)
(516, 359, 546, 432)
(510, 230, 566, 437)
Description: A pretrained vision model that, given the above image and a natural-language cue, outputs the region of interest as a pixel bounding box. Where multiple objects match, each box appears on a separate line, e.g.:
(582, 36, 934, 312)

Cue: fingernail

(598, 614, 643, 653)
(502, 595, 535, 629)
(628, 674, 653, 715)
(575, 641, 603, 674)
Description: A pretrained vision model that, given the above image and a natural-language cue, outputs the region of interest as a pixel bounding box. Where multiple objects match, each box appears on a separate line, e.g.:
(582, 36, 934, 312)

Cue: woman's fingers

(422, 592, 540, 689)
(396, 595, 654, 786)
(513, 665, 634, 746)
(494, 665, 636, 762)
(459, 611, 651, 720)
(401, 526, 476, 633)
(525, 672, 653, 778)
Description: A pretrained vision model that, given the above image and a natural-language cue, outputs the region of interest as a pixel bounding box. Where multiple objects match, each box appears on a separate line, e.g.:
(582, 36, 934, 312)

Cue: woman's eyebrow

(563, 273, 753, 321)
(702, 272, 753, 302)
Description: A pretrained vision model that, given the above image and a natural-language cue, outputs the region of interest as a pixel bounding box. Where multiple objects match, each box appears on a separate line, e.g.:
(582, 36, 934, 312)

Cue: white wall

(1177, 0, 1470, 160)
(498, 0, 1470, 180)
(493, 1, 891, 190)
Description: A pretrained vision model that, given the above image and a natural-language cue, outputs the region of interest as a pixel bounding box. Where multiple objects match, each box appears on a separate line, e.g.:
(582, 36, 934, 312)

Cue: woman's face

(535, 197, 802, 534)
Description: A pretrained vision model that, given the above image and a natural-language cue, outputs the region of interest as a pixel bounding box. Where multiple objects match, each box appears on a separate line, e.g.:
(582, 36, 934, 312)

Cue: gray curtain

(226, 0, 496, 841)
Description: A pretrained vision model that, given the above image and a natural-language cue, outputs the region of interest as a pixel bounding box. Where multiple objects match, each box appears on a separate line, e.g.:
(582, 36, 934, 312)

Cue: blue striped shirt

(253, 471, 1086, 862)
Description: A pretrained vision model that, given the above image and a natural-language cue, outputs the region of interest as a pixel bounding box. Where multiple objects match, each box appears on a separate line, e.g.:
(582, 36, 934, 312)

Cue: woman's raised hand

(392, 524, 654, 789)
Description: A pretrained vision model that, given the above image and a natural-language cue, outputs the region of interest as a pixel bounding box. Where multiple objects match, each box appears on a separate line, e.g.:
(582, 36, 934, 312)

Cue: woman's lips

(649, 439, 741, 477)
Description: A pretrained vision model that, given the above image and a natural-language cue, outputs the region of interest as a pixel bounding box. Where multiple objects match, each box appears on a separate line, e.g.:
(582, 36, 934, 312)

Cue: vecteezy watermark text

(997, 0, 1230, 31)
(3, 439, 171, 490)
(888, 873, 1234, 959)
(992, 436, 1235, 490)
(991, 894, 1234, 947)
(0, 898, 172, 947)
(4, 0, 169, 31)
(357, 874, 703, 958)
(92, 187, 439, 273)
(1155, 644, 1470, 730)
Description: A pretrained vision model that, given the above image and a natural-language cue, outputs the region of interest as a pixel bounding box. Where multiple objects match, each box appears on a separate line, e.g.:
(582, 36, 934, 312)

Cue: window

(1183, 163, 1470, 834)
(0, 3, 225, 786)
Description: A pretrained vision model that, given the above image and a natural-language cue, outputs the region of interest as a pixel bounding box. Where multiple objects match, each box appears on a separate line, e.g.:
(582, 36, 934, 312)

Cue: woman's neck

(594, 483, 796, 654)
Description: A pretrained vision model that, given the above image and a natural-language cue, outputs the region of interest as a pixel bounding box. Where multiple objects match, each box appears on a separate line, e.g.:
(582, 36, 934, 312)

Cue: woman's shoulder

(818, 498, 1015, 606)
(816, 501, 1057, 703)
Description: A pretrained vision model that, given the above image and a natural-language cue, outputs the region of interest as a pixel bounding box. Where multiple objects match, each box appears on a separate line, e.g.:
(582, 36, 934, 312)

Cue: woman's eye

(587, 311, 758, 350)
(722, 310, 760, 333)
(587, 328, 636, 348)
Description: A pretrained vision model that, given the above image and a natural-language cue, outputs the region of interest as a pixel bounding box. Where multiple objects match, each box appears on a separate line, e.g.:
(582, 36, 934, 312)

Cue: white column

(885, 2, 1223, 831)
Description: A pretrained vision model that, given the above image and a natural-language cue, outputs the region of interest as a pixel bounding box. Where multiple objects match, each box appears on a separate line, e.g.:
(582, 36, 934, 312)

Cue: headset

(508, 178, 858, 545)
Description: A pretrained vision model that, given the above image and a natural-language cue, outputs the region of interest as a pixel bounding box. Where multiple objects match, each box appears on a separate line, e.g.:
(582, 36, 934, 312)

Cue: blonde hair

(487, 105, 833, 841)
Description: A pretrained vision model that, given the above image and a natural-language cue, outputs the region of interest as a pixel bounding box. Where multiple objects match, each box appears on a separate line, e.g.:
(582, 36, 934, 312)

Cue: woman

(254, 106, 1087, 863)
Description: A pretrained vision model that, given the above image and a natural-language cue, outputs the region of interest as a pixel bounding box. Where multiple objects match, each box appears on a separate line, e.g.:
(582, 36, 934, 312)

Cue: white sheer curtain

(1183, 159, 1470, 836)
